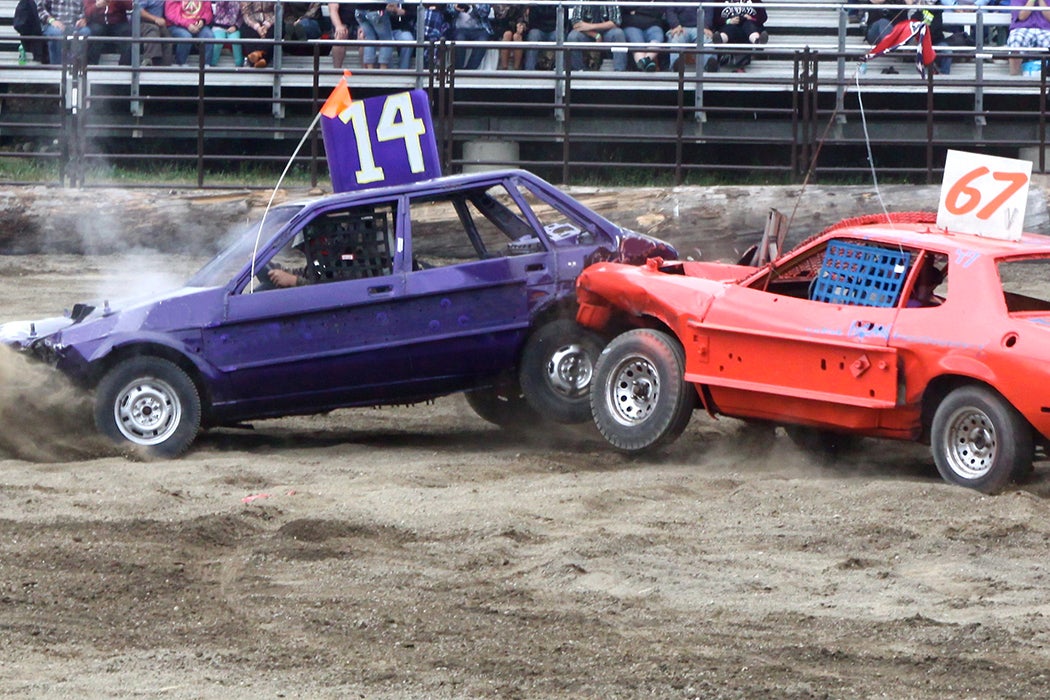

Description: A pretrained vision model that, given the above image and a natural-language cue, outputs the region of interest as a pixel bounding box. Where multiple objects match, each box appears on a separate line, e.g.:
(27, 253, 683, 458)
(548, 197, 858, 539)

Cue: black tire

(519, 319, 605, 424)
(930, 385, 1033, 494)
(465, 384, 539, 429)
(590, 328, 695, 454)
(784, 425, 861, 458)
(94, 356, 201, 458)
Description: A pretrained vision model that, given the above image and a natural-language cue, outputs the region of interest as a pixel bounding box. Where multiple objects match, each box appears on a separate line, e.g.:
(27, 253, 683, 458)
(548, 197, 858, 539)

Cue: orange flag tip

(320, 73, 353, 119)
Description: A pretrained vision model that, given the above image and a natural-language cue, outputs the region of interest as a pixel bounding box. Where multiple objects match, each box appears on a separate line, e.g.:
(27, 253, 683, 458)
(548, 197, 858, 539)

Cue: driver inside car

(266, 233, 315, 288)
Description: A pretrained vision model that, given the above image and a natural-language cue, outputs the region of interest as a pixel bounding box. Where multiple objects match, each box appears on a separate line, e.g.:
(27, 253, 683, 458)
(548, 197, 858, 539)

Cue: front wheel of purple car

(94, 356, 202, 458)
(519, 319, 605, 424)
(930, 385, 1033, 494)
(590, 328, 695, 454)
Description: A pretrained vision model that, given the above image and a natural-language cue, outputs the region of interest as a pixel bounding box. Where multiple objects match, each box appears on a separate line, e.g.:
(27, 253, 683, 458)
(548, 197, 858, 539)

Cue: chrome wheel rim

(943, 405, 997, 480)
(606, 354, 659, 426)
(546, 343, 594, 399)
(113, 377, 182, 446)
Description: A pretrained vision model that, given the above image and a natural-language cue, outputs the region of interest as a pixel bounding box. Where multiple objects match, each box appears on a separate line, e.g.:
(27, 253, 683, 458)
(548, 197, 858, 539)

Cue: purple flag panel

(322, 88, 441, 193)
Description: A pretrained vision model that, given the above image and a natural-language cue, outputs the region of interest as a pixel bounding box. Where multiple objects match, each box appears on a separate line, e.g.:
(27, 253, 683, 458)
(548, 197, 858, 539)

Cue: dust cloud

(0, 345, 116, 462)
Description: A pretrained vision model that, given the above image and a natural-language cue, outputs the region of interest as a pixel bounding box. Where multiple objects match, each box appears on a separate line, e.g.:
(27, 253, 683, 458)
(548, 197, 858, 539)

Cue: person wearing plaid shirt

(566, 3, 627, 71)
(38, 0, 88, 64)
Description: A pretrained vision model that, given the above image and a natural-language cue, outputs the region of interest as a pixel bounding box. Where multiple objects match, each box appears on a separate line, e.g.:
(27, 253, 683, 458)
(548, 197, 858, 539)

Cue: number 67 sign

(320, 81, 442, 194)
(936, 149, 1032, 241)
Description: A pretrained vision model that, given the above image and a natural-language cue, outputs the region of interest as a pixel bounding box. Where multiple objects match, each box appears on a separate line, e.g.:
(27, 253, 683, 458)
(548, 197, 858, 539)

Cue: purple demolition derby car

(0, 169, 674, 457)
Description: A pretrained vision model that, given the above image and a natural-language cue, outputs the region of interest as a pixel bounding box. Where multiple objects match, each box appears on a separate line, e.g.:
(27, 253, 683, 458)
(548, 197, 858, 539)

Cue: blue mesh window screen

(810, 241, 912, 307)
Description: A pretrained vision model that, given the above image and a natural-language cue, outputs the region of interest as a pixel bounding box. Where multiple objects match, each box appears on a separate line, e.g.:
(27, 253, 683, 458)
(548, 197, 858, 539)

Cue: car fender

(576, 260, 718, 335)
(79, 330, 225, 393)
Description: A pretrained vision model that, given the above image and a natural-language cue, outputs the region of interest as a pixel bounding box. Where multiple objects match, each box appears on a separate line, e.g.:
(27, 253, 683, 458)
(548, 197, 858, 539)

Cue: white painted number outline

(340, 93, 428, 185)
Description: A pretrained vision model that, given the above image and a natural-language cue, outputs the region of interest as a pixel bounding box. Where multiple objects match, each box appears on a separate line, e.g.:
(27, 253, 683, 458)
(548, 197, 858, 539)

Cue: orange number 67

(944, 166, 1028, 220)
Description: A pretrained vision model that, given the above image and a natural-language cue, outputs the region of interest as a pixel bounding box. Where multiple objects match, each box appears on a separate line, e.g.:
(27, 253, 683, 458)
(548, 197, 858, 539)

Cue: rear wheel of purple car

(465, 384, 539, 429)
(519, 319, 605, 424)
(94, 356, 201, 458)
(591, 328, 695, 454)
(931, 385, 1032, 494)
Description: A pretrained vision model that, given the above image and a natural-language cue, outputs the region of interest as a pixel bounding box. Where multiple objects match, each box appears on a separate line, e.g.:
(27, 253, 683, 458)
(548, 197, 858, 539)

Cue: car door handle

(526, 263, 546, 272)
(368, 285, 394, 296)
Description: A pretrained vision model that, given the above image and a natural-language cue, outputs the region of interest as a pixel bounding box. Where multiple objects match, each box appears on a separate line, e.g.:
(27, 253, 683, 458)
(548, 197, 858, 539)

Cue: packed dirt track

(4, 241, 1050, 698)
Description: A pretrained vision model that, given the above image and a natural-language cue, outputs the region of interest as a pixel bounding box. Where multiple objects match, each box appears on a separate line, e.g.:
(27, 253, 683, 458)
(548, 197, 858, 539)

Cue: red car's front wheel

(590, 329, 695, 454)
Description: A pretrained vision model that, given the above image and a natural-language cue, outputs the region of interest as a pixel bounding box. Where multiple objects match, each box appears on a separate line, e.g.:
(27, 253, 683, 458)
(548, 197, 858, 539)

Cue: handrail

(3, 2, 1049, 188)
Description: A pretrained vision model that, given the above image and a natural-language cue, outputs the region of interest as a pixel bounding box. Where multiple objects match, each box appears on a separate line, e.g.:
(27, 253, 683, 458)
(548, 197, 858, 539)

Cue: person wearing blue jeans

(450, 3, 493, 69)
(566, 3, 627, 71)
(283, 2, 322, 41)
(38, 0, 89, 65)
(523, 3, 565, 70)
(165, 0, 214, 66)
(389, 2, 417, 69)
(621, 3, 665, 71)
(356, 2, 394, 68)
(665, 3, 718, 72)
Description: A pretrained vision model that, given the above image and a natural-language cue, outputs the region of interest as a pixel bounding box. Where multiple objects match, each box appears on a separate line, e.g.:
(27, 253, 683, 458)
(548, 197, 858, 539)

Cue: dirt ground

(4, 254, 1050, 700)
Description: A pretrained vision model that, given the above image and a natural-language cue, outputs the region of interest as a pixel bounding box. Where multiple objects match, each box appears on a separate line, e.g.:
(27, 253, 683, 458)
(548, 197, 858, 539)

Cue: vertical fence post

(1040, 59, 1047, 174)
(926, 67, 935, 185)
(311, 47, 321, 188)
(674, 59, 685, 186)
(196, 46, 206, 188)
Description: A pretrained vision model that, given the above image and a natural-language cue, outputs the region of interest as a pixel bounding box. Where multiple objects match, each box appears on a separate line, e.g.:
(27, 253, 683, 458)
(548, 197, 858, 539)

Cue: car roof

(827, 222, 1050, 258)
(285, 169, 538, 209)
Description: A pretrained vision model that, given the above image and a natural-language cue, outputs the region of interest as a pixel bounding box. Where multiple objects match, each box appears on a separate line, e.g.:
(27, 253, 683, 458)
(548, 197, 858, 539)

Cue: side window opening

(903, 253, 948, 308)
(408, 185, 544, 269)
(248, 202, 396, 292)
(999, 257, 1050, 313)
(301, 204, 396, 282)
(809, 241, 912, 308)
(513, 181, 597, 247)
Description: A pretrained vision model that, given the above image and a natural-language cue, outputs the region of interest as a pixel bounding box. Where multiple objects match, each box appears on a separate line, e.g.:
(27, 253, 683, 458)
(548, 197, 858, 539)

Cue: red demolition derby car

(575, 211, 1050, 493)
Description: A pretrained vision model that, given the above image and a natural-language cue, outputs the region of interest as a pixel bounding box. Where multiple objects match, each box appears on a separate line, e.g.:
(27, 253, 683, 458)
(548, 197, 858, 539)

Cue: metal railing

(2, 2, 1048, 188)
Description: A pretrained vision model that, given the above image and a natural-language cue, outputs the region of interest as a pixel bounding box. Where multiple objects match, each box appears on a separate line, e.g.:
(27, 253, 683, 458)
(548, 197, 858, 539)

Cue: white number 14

(340, 92, 428, 185)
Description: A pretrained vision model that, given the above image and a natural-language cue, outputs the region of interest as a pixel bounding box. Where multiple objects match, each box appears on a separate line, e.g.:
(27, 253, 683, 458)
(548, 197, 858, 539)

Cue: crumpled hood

(0, 316, 78, 350)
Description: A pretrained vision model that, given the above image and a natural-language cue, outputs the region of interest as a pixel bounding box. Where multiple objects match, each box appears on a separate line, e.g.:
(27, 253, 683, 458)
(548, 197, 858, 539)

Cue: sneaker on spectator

(704, 56, 719, 72)
(756, 31, 768, 44)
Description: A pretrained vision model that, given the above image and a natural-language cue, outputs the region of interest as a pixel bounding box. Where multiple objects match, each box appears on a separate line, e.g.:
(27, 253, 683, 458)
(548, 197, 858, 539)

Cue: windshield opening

(185, 206, 302, 288)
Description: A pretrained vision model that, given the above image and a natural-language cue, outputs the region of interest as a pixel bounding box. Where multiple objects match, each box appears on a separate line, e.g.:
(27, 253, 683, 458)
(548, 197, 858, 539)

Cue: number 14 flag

(321, 73, 442, 193)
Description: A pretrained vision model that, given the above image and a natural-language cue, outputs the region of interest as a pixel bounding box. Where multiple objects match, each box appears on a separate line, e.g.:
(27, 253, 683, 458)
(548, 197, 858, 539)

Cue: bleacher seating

(0, 3, 1044, 96)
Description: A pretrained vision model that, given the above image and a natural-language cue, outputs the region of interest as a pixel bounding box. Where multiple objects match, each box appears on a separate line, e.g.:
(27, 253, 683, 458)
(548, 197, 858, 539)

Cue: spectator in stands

(493, 4, 527, 69)
(523, 3, 564, 70)
(622, 2, 665, 72)
(356, 2, 395, 68)
(164, 0, 214, 65)
(897, 0, 954, 74)
(328, 1, 359, 69)
(422, 4, 451, 66)
(240, 1, 275, 67)
(136, 0, 173, 65)
(566, 3, 627, 71)
(16, 0, 49, 63)
(1006, 0, 1050, 74)
(860, 0, 898, 44)
(209, 0, 242, 66)
(38, 0, 89, 65)
(82, 0, 133, 64)
(389, 2, 418, 69)
(666, 3, 718, 72)
(283, 2, 322, 42)
(711, 0, 769, 72)
(449, 3, 493, 70)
